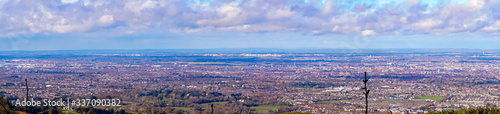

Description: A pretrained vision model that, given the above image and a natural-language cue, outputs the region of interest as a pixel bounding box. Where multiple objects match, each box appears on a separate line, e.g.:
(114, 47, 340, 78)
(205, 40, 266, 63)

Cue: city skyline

(0, 0, 499, 50)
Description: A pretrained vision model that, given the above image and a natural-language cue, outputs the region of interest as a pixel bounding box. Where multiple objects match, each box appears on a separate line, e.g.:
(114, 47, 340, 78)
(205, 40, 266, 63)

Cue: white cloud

(211, 2, 244, 26)
(0, 0, 499, 37)
(196, 2, 245, 26)
(467, 0, 485, 10)
(483, 21, 500, 31)
(183, 28, 201, 33)
(267, 8, 295, 20)
(218, 24, 287, 32)
(331, 26, 339, 31)
(125, 0, 158, 15)
(400, 17, 407, 23)
(362, 30, 375, 36)
(406, 0, 420, 7)
(61, 0, 78, 4)
(97, 15, 114, 27)
(414, 19, 443, 29)
(322, 0, 335, 15)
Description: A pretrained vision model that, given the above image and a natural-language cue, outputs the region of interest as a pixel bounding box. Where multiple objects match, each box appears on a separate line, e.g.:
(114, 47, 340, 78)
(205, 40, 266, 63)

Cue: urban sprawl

(0, 49, 499, 113)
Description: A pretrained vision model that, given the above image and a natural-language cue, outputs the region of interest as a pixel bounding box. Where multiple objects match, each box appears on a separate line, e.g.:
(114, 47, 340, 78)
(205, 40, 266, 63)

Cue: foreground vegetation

(427, 107, 500, 114)
(0, 86, 301, 114)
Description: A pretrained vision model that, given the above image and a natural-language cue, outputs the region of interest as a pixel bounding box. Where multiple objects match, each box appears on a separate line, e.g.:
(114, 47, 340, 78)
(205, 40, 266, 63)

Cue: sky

(0, 0, 499, 50)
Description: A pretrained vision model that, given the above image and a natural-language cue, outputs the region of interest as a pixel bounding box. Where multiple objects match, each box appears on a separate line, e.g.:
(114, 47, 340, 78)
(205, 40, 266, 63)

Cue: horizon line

(0, 48, 498, 52)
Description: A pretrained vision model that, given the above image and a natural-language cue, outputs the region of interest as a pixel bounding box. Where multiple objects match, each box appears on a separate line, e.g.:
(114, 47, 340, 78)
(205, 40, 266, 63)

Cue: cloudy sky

(0, 0, 499, 50)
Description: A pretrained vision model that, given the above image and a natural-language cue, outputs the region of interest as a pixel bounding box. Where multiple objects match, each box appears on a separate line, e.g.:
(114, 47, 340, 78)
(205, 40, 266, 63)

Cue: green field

(171, 107, 194, 111)
(251, 105, 282, 113)
(321, 99, 350, 103)
(380, 99, 406, 101)
(278, 112, 313, 114)
(62, 110, 80, 114)
(201, 101, 229, 105)
(416, 96, 446, 100)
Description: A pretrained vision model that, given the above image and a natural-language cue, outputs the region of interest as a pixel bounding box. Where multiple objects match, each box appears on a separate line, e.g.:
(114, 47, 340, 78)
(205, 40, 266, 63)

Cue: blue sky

(0, 0, 499, 50)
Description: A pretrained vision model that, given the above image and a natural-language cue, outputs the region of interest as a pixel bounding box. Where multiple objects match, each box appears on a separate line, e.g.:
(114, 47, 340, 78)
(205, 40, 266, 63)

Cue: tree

(48, 107, 58, 114)
(108, 108, 115, 113)
(115, 109, 126, 114)
(0, 96, 13, 114)
(427, 107, 500, 114)
(88, 108, 96, 114)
